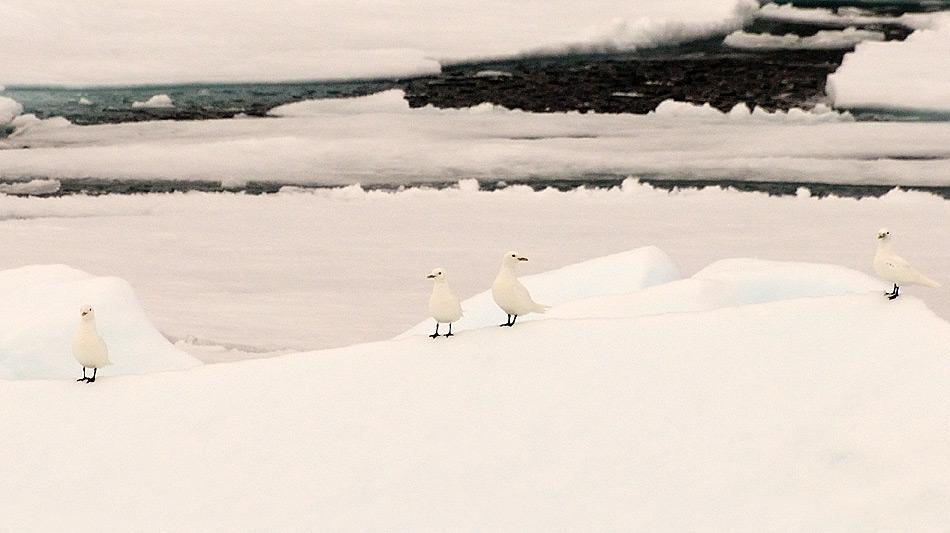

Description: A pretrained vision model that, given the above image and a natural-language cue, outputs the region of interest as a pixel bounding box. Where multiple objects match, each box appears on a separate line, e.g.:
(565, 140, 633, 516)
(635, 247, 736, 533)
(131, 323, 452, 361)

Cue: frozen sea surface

(2, 89, 950, 188)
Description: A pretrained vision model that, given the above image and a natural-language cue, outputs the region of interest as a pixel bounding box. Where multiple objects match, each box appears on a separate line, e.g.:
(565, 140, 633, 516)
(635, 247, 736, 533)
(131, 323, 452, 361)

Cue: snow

(754, 3, 935, 29)
(653, 99, 847, 122)
(0, 0, 753, 86)
(0, 265, 200, 379)
(0, 95, 23, 128)
(5, 113, 72, 137)
(827, 13, 950, 114)
(2, 89, 950, 187)
(724, 27, 885, 49)
(550, 258, 884, 321)
(611, 91, 643, 98)
(2, 252, 950, 530)
(0, 178, 61, 196)
(473, 70, 513, 78)
(78, 97, 93, 105)
(131, 94, 174, 109)
(0, 182, 946, 361)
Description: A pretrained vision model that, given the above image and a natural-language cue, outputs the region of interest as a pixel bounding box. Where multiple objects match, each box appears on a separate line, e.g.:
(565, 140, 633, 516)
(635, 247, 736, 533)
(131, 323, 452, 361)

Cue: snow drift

(0, 265, 200, 379)
(400, 246, 681, 337)
(0, 95, 23, 130)
(2, 252, 949, 531)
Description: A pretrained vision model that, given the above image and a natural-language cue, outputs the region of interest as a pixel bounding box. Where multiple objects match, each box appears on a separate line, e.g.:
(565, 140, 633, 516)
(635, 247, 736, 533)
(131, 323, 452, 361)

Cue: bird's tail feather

(534, 303, 551, 314)
(918, 274, 941, 288)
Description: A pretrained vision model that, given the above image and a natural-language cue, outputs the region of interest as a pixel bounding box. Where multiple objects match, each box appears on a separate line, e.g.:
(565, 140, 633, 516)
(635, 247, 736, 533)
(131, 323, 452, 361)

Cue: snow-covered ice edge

(2, 89, 949, 187)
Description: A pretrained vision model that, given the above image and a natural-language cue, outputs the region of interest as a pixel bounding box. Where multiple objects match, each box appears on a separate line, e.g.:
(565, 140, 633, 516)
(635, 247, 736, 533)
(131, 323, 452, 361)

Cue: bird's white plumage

(873, 228, 940, 288)
(427, 268, 462, 324)
(73, 305, 111, 369)
(492, 251, 549, 316)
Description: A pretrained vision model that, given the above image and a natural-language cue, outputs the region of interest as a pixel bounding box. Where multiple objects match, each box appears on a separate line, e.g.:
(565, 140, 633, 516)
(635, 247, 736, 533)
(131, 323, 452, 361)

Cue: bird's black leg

(888, 284, 900, 300)
(429, 322, 441, 338)
(87, 368, 97, 383)
(511, 315, 518, 326)
(445, 323, 454, 337)
(500, 314, 513, 327)
(77, 367, 87, 382)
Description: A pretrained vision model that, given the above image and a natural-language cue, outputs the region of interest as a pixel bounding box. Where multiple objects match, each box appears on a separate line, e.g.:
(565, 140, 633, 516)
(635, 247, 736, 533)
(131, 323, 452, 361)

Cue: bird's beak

(81, 312, 88, 317)
(518, 257, 528, 262)
(426, 274, 436, 279)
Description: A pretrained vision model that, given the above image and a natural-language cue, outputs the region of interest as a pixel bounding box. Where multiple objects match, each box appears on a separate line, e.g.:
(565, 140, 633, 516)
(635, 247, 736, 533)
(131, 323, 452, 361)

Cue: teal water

(1, 80, 394, 125)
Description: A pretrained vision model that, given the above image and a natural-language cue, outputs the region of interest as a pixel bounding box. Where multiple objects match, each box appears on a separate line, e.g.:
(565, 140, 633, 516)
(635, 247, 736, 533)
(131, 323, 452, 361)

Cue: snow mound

(0, 96, 23, 128)
(550, 258, 884, 320)
(828, 13, 950, 114)
(5, 113, 72, 137)
(398, 246, 680, 337)
(0, 265, 200, 379)
(694, 258, 883, 304)
(724, 28, 885, 49)
(131, 94, 174, 109)
(2, 254, 950, 530)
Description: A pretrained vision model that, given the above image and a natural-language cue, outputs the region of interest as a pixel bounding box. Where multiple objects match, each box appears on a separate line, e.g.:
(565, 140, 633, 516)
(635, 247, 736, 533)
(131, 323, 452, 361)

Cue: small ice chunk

(132, 94, 174, 109)
(0, 179, 61, 196)
(473, 70, 513, 79)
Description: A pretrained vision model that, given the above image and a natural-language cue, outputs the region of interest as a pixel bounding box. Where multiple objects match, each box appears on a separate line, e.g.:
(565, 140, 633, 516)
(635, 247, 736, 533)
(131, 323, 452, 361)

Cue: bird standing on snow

(873, 228, 940, 300)
(427, 268, 462, 338)
(73, 305, 110, 382)
(492, 251, 549, 327)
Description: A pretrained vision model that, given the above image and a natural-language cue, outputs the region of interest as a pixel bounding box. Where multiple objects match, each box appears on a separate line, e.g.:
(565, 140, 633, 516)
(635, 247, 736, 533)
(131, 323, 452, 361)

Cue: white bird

(426, 268, 462, 338)
(873, 228, 940, 300)
(492, 251, 549, 327)
(73, 305, 110, 383)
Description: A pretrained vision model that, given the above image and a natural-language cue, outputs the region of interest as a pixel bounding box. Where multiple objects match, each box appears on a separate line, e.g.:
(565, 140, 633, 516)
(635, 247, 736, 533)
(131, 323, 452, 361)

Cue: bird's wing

(515, 280, 549, 312)
(883, 253, 917, 276)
